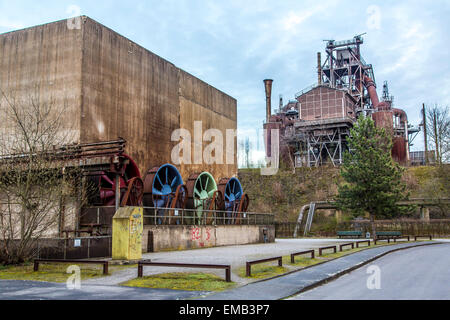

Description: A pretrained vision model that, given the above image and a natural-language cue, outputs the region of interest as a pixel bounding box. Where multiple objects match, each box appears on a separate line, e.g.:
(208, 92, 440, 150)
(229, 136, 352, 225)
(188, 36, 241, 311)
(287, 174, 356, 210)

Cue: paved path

(0, 280, 207, 300)
(199, 241, 442, 300)
(82, 238, 352, 286)
(289, 243, 450, 300)
(0, 240, 444, 300)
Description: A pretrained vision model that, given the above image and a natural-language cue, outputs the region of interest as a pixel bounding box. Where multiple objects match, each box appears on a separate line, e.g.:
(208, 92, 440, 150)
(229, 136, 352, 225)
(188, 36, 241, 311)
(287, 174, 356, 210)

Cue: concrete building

(0, 16, 237, 180)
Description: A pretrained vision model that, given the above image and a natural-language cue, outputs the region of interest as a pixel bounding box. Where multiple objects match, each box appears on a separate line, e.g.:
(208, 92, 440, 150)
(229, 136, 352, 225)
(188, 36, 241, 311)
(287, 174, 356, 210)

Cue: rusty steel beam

(290, 250, 315, 263)
(318, 245, 337, 256)
(246, 256, 282, 277)
(137, 261, 231, 282)
(339, 242, 355, 252)
(33, 259, 109, 275)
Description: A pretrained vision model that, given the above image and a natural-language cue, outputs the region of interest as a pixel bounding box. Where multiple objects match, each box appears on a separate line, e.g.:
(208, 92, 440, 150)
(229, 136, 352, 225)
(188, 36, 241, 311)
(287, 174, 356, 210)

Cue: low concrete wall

(143, 225, 275, 252)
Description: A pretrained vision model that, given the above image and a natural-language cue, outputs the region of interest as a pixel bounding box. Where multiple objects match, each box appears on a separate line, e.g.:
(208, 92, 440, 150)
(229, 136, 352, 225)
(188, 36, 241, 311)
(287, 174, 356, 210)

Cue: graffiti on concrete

(191, 227, 213, 247)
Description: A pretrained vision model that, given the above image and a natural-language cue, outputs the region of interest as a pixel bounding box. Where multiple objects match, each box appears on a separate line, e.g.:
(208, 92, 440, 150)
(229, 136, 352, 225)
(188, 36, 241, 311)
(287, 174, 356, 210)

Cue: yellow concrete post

(112, 207, 143, 260)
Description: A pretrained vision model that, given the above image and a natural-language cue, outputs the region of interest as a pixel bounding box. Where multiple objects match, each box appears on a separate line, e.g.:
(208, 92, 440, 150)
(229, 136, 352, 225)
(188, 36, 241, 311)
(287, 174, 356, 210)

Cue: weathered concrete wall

(0, 16, 237, 180)
(80, 17, 181, 177)
(143, 225, 275, 252)
(80, 17, 237, 179)
(0, 19, 82, 143)
(178, 71, 237, 181)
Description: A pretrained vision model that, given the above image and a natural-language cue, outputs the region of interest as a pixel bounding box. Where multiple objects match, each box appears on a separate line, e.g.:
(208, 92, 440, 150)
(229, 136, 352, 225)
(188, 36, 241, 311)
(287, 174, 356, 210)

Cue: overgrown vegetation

(239, 166, 340, 221)
(424, 104, 450, 164)
(240, 164, 449, 226)
(0, 263, 108, 282)
(121, 272, 236, 292)
(335, 116, 411, 238)
(0, 89, 86, 265)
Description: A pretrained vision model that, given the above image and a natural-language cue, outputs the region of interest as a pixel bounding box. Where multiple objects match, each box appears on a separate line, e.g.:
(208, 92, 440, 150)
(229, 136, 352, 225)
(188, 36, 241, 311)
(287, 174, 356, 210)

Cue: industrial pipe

(264, 79, 274, 123)
(317, 52, 322, 85)
(363, 76, 380, 108)
(364, 76, 392, 111)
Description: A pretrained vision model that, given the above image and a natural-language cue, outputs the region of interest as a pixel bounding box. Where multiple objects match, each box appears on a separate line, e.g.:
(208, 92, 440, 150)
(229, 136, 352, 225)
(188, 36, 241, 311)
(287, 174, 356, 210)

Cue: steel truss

(321, 35, 374, 111)
(303, 126, 350, 167)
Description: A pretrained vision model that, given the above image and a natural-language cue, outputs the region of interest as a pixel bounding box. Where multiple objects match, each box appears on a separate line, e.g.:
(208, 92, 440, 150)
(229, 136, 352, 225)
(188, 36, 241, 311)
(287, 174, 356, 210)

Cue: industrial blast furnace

(264, 35, 417, 167)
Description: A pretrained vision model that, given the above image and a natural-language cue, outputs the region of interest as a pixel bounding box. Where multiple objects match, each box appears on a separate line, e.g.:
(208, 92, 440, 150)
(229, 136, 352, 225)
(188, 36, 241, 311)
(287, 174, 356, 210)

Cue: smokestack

(264, 79, 273, 123)
(317, 52, 322, 85)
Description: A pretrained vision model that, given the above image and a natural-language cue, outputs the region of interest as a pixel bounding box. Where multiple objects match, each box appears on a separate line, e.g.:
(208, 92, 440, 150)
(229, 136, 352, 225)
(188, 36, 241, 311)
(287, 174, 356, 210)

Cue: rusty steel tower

(264, 34, 413, 168)
(319, 34, 375, 113)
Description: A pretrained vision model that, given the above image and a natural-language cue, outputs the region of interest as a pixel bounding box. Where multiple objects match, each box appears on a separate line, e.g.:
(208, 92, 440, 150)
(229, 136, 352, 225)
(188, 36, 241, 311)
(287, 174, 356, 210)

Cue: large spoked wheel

(204, 190, 223, 225)
(120, 177, 144, 207)
(168, 184, 188, 225)
(186, 172, 218, 225)
(218, 177, 246, 224)
(235, 193, 250, 225)
(143, 164, 185, 225)
(86, 154, 141, 206)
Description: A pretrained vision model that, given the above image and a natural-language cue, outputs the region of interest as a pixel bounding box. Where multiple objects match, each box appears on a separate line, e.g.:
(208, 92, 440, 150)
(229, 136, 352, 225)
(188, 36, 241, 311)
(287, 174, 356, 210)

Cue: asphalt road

(289, 243, 450, 300)
(0, 280, 208, 300)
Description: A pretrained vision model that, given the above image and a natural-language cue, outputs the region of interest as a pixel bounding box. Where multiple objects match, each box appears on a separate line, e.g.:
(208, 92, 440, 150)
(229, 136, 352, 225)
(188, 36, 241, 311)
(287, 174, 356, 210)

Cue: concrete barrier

(143, 225, 275, 252)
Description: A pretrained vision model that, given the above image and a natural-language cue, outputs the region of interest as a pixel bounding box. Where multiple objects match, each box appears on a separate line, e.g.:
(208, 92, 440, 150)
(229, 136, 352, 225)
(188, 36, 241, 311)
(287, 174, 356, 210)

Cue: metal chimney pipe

(317, 52, 322, 85)
(363, 76, 380, 107)
(264, 79, 273, 123)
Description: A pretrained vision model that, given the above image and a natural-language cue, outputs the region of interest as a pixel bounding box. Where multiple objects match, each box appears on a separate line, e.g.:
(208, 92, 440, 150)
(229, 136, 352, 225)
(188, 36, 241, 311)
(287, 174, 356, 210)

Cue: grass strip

(121, 272, 236, 291)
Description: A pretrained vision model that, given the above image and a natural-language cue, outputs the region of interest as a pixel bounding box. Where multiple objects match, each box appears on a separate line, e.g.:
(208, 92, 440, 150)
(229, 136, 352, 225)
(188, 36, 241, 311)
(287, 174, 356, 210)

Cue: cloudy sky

(1, 0, 449, 162)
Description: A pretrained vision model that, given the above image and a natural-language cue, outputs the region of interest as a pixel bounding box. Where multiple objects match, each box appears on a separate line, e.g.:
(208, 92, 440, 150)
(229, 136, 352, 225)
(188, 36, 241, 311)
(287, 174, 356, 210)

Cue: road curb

(283, 241, 443, 299)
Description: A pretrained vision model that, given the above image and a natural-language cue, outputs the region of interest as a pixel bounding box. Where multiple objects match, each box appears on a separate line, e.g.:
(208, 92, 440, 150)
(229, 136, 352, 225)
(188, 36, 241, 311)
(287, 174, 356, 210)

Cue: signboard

(74, 239, 81, 247)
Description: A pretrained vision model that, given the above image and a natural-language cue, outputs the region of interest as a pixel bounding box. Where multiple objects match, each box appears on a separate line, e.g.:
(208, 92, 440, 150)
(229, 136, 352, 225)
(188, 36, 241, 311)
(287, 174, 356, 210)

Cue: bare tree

(244, 137, 252, 168)
(0, 87, 81, 264)
(426, 104, 450, 164)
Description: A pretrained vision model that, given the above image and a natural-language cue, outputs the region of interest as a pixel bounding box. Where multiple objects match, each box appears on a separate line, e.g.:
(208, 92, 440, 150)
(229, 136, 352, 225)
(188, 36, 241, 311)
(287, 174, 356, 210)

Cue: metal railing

(142, 207, 274, 226)
(79, 205, 275, 226)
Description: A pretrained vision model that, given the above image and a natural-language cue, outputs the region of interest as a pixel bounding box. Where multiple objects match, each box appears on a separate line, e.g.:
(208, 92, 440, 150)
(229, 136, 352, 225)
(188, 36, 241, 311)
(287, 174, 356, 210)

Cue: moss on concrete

(236, 264, 289, 280)
(121, 272, 236, 291)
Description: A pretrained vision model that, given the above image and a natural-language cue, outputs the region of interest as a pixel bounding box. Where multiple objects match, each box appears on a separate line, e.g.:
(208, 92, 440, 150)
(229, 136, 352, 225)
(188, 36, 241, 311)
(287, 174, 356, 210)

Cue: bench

(290, 250, 315, 263)
(319, 245, 337, 256)
(339, 242, 355, 251)
(246, 256, 282, 277)
(415, 235, 433, 241)
(337, 231, 363, 239)
(137, 261, 231, 282)
(376, 231, 402, 239)
(33, 259, 109, 275)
